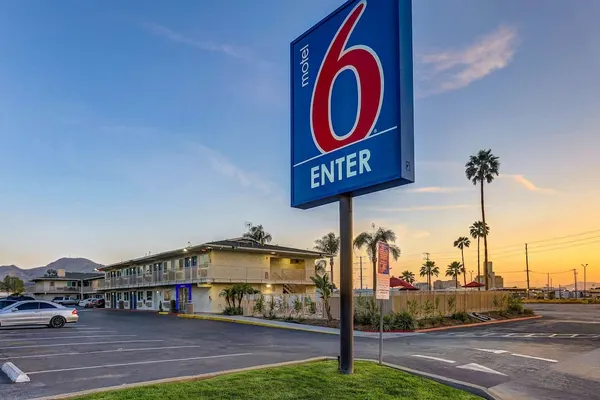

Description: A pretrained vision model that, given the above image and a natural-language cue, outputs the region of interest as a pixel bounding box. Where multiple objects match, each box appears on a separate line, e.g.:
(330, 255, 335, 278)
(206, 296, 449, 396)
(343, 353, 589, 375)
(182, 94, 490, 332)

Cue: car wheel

(49, 316, 66, 328)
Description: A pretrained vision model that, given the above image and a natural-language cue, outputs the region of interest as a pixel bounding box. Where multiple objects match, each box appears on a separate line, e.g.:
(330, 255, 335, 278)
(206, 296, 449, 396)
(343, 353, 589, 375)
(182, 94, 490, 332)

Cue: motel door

(178, 286, 189, 312)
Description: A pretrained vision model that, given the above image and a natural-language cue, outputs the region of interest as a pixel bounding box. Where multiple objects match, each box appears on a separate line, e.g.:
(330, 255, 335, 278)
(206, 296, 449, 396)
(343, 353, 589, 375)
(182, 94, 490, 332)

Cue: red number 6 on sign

(310, 1, 384, 154)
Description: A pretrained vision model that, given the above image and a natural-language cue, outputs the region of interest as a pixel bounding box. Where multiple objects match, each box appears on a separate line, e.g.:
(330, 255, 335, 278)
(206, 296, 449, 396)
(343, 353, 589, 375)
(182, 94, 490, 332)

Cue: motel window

(191, 256, 198, 267)
(178, 259, 184, 269)
(163, 290, 172, 301)
(184, 257, 190, 268)
(171, 260, 175, 270)
(117, 293, 122, 301)
(124, 292, 130, 301)
(146, 291, 153, 301)
(50, 282, 55, 287)
(137, 291, 144, 301)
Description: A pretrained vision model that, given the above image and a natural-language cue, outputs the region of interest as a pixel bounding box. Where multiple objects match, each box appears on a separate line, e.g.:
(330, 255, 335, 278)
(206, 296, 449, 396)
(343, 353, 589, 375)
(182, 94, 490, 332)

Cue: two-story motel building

(99, 238, 326, 313)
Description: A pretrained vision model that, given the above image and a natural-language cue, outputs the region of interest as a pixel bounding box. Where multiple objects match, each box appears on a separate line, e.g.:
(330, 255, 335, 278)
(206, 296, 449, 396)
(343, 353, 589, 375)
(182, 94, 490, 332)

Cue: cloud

(141, 21, 269, 67)
(419, 26, 518, 95)
(371, 204, 473, 212)
(500, 174, 557, 194)
(407, 186, 468, 194)
(412, 230, 431, 239)
(186, 142, 273, 195)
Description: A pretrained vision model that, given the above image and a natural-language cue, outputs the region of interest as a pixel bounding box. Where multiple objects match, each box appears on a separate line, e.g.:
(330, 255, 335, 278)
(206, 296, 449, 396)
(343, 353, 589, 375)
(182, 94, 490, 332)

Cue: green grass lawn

(73, 360, 481, 400)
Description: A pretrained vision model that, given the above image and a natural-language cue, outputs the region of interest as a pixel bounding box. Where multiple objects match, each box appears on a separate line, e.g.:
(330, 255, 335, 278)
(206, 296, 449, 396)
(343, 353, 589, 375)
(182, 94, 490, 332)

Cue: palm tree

(243, 223, 272, 245)
(469, 221, 490, 289)
(453, 237, 471, 286)
(353, 226, 401, 294)
(313, 232, 340, 288)
(466, 149, 500, 290)
(401, 270, 415, 284)
(315, 260, 327, 276)
(311, 273, 333, 321)
(419, 260, 439, 290)
(446, 261, 463, 289)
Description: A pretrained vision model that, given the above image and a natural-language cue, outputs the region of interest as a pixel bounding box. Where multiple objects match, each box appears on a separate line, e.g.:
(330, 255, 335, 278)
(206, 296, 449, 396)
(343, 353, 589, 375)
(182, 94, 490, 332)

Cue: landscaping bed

(72, 360, 481, 400)
(257, 296, 535, 332)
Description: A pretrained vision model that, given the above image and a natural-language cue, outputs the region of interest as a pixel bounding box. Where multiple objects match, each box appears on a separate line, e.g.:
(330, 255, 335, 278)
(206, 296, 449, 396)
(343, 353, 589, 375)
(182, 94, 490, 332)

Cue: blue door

(131, 292, 137, 309)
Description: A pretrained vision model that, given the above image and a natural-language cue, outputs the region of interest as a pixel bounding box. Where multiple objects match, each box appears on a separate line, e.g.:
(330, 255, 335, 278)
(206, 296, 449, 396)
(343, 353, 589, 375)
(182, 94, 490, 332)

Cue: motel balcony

(99, 265, 315, 290)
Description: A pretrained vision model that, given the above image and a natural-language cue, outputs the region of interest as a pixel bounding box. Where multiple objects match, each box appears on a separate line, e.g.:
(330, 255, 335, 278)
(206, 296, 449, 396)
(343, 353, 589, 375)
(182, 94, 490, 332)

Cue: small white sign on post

(376, 242, 390, 300)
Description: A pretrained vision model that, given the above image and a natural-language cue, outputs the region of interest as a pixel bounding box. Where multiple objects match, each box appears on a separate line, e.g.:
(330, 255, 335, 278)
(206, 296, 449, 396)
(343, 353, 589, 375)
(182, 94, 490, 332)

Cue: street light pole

(582, 264, 588, 298)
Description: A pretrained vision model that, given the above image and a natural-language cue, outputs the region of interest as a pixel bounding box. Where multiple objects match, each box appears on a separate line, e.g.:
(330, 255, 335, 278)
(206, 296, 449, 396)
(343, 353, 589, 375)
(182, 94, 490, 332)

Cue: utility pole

(573, 269, 578, 298)
(547, 273, 550, 297)
(470, 270, 474, 282)
(582, 264, 588, 298)
(525, 244, 530, 298)
(359, 256, 364, 290)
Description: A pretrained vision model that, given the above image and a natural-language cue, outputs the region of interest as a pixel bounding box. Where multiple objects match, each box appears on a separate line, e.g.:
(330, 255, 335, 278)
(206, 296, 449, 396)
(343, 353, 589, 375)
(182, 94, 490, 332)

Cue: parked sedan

(0, 300, 78, 328)
(78, 298, 94, 307)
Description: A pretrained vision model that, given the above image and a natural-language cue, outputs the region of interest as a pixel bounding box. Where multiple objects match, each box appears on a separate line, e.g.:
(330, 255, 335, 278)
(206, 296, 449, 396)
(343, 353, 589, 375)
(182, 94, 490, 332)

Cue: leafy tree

(232, 283, 260, 308)
(401, 270, 415, 284)
(446, 261, 463, 289)
(311, 273, 333, 321)
(453, 237, 471, 286)
(466, 149, 500, 290)
(45, 269, 58, 278)
(419, 260, 439, 291)
(243, 223, 272, 245)
(0, 275, 24, 294)
(353, 226, 401, 294)
(313, 232, 340, 288)
(219, 287, 235, 308)
(469, 221, 490, 289)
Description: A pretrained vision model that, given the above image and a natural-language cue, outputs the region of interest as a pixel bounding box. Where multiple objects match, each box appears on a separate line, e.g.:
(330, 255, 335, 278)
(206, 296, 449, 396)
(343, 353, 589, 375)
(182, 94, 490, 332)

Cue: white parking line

(511, 354, 558, 363)
(0, 345, 203, 360)
(26, 353, 253, 375)
(0, 334, 134, 342)
(411, 355, 456, 364)
(0, 339, 163, 350)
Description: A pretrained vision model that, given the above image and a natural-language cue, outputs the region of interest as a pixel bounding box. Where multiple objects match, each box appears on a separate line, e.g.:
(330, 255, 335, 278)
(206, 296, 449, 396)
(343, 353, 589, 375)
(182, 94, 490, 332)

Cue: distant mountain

(559, 282, 600, 290)
(0, 258, 103, 281)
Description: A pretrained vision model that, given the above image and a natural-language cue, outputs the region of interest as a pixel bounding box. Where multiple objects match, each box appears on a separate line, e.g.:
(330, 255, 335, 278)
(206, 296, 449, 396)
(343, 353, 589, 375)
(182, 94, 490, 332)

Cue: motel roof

(31, 272, 104, 282)
(99, 238, 327, 272)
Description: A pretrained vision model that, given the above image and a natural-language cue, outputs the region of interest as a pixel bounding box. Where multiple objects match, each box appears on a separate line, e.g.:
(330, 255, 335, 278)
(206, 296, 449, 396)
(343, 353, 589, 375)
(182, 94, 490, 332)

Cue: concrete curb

(1, 362, 30, 383)
(30, 357, 330, 400)
(414, 315, 543, 333)
(354, 358, 500, 400)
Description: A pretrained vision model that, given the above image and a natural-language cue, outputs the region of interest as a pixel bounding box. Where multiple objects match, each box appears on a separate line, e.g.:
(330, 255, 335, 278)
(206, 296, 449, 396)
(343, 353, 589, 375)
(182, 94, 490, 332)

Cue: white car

(78, 299, 94, 307)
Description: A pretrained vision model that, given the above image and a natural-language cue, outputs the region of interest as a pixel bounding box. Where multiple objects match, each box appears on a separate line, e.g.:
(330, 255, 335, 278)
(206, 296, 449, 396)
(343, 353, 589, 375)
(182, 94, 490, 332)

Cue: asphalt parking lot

(0, 309, 345, 400)
(0, 304, 599, 400)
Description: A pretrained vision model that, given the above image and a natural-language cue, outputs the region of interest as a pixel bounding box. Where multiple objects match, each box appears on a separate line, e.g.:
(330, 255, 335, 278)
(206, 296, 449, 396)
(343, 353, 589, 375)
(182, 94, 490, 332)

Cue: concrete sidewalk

(177, 314, 423, 339)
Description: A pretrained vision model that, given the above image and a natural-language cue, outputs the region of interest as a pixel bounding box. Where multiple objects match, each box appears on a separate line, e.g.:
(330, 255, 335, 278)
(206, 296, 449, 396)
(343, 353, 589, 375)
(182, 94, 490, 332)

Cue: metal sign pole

(339, 195, 354, 374)
(379, 299, 384, 364)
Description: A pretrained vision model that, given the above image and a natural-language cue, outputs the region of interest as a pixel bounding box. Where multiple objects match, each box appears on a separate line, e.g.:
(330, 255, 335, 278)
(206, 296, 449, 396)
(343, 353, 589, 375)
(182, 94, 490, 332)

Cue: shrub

(170, 299, 177, 313)
(522, 307, 534, 316)
(308, 301, 317, 314)
(423, 300, 435, 319)
(223, 306, 243, 315)
(265, 296, 276, 319)
(507, 296, 524, 314)
(392, 311, 417, 331)
(408, 300, 420, 317)
(492, 296, 501, 309)
(293, 297, 302, 314)
(354, 297, 380, 328)
(452, 311, 470, 323)
(447, 296, 456, 315)
(253, 295, 266, 314)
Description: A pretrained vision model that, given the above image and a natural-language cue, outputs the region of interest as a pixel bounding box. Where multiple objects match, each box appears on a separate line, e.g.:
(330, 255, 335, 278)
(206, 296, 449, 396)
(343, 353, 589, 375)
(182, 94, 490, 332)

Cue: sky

(1, 0, 599, 288)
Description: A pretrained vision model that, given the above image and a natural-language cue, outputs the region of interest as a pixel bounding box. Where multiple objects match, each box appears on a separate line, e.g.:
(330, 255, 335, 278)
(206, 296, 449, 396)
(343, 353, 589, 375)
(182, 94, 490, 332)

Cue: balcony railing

(100, 265, 315, 290)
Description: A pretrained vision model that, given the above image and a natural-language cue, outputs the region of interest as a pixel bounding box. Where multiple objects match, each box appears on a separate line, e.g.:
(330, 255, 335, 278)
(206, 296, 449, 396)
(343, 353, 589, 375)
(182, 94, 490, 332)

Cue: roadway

(0, 304, 598, 400)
